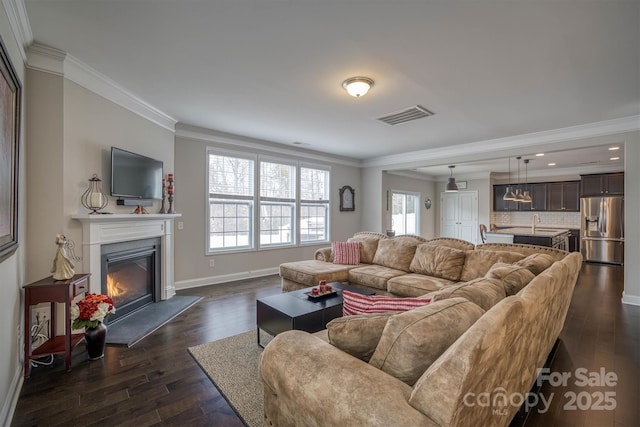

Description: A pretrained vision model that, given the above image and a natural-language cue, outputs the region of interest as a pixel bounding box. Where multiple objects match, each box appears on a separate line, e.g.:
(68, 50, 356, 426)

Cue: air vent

(377, 105, 434, 126)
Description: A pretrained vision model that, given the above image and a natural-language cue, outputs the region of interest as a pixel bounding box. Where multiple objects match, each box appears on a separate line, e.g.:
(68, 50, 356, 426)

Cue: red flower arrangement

(71, 293, 116, 329)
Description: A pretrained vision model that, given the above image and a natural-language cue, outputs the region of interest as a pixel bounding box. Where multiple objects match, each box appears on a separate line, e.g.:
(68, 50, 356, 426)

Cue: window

(300, 167, 330, 243)
(260, 161, 296, 247)
(207, 149, 330, 253)
(208, 153, 255, 251)
(391, 191, 419, 235)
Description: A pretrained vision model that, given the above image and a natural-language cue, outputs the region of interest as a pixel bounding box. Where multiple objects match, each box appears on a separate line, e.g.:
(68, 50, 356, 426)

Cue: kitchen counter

(485, 228, 570, 249)
(488, 227, 570, 238)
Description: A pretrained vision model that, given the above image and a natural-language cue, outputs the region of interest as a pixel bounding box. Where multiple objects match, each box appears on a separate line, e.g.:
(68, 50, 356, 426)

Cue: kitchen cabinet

(493, 185, 518, 211)
(547, 181, 579, 211)
(519, 183, 547, 211)
(580, 173, 624, 197)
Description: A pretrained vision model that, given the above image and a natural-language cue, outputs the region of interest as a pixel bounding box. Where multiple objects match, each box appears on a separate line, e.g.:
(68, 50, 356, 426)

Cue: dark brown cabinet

(580, 173, 624, 197)
(493, 184, 518, 211)
(548, 181, 579, 211)
(520, 183, 547, 211)
(23, 274, 90, 378)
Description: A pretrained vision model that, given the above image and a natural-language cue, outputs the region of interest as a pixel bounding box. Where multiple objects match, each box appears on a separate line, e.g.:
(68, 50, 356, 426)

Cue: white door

(440, 191, 479, 244)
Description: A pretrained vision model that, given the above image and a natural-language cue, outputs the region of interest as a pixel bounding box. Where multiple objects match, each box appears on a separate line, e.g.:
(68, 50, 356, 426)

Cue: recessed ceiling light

(610, 157, 620, 161)
(608, 146, 620, 151)
(535, 153, 545, 157)
(547, 162, 556, 166)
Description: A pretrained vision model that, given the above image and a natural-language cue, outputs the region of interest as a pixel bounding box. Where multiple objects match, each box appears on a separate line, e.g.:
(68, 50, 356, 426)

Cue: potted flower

(71, 293, 116, 360)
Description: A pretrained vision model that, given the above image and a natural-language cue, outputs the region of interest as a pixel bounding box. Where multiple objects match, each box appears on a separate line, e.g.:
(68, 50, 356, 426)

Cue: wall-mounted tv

(111, 147, 163, 200)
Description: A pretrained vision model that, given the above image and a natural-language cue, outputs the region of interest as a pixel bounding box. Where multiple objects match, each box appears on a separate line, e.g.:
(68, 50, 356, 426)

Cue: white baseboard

(1, 365, 23, 427)
(175, 267, 279, 290)
(622, 292, 640, 306)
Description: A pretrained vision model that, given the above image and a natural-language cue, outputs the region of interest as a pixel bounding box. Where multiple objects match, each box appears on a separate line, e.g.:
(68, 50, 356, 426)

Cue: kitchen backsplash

(491, 211, 581, 229)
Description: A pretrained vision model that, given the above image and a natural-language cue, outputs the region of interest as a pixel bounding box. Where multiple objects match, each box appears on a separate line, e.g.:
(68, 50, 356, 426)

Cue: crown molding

(26, 43, 177, 132)
(2, 0, 32, 61)
(175, 124, 361, 168)
(364, 116, 640, 169)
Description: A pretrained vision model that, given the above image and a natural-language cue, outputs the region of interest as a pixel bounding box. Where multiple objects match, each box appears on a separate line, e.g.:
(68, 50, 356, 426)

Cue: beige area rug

(188, 330, 272, 427)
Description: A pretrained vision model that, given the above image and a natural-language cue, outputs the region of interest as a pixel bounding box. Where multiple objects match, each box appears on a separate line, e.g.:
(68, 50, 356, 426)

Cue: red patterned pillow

(332, 241, 361, 265)
(342, 290, 431, 316)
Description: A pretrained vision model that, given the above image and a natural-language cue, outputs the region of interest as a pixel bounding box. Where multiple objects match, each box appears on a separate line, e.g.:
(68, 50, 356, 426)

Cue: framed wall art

(0, 34, 21, 262)
(339, 185, 355, 212)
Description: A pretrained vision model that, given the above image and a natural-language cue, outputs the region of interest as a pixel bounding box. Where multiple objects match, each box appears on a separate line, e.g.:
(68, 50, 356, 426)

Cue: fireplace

(101, 237, 161, 323)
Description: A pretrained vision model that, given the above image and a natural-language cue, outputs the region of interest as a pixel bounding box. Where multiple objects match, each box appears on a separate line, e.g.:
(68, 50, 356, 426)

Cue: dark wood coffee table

(256, 282, 374, 347)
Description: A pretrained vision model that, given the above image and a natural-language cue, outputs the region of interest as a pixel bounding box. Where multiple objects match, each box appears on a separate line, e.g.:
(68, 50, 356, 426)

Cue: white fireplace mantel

(72, 214, 181, 300)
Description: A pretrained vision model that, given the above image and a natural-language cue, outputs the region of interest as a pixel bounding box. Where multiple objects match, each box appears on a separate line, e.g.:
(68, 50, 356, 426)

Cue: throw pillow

(326, 312, 397, 361)
(459, 250, 526, 282)
(409, 244, 466, 281)
(372, 238, 419, 272)
(347, 236, 382, 264)
(369, 298, 484, 385)
(342, 290, 431, 316)
(423, 277, 506, 311)
(332, 241, 361, 265)
(514, 253, 556, 275)
(485, 262, 536, 295)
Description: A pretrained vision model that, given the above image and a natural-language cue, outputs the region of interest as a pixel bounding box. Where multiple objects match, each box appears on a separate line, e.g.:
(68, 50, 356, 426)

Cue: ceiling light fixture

(522, 159, 532, 203)
(342, 76, 374, 97)
(503, 157, 516, 201)
(445, 165, 459, 192)
(535, 153, 545, 157)
(608, 146, 620, 151)
(514, 156, 525, 201)
(610, 157, 620, 160)
(548, 162, 556, 166)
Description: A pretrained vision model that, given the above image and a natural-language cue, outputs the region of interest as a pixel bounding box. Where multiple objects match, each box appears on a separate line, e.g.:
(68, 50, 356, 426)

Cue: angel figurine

(51, 234, 80, 280)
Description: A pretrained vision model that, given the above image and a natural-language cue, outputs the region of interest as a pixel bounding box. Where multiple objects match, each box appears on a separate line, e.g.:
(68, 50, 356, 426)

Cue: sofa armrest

(314, 246, 333, 262)
(260, 330, 435, 427)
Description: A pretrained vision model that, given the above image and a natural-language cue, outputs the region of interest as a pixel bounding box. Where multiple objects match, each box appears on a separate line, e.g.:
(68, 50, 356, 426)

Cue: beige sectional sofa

(262, 241, 583, 426)
(279, 232, 568, 296)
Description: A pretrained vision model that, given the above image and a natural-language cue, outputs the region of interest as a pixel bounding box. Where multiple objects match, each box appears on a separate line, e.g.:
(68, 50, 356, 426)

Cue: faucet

(532, 214, 541, 233)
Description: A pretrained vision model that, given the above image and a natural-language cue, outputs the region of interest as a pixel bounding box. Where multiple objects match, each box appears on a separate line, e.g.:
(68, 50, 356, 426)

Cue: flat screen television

(111, 147, 163, 200)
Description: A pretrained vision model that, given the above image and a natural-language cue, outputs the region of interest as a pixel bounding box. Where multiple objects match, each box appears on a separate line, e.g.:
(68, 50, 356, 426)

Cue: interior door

(440, 191, 478, 244)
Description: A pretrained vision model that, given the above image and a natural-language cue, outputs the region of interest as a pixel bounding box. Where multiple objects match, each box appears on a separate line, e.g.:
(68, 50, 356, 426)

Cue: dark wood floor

(11, 263, 639, 427)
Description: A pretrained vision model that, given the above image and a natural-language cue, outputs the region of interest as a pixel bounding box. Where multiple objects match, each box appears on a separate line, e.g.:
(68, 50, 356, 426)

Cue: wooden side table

(23, 274, 90, 378)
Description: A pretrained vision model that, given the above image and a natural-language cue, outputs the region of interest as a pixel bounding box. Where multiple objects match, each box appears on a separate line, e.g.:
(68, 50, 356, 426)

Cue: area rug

(106, 295, 203, 347)
(188, 330, 273, 427)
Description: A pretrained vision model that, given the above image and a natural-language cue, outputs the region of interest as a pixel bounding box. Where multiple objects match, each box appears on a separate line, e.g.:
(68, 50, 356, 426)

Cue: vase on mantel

(85, 322, 108, 360)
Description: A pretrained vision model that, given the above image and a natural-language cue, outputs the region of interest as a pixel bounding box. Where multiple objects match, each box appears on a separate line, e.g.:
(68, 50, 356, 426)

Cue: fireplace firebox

(101, 237, 161, 323)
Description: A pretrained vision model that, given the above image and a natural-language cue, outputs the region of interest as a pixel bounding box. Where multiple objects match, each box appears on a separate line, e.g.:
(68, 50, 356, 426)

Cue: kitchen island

(485, 227, 570, 249)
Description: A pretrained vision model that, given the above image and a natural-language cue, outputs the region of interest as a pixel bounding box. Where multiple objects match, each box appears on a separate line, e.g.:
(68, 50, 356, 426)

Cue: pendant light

(522, 159, 532, 203)
(503, 157, 516, 200)
(514, 156, 525, 201)
(445, 165, 459, 192)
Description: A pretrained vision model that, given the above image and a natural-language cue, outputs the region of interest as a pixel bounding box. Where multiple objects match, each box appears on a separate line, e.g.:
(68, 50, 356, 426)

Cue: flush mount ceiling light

(445, 165, 459, 192)
(342, 76, 374, 97)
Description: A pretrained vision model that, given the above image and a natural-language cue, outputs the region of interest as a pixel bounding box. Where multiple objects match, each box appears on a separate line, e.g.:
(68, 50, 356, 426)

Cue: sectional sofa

(262, 232, 582, 426)
(279, 231, 568, 297)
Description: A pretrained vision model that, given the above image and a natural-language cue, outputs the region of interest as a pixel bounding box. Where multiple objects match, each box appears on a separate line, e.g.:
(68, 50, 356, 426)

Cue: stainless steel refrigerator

(581, 196, 624, 264)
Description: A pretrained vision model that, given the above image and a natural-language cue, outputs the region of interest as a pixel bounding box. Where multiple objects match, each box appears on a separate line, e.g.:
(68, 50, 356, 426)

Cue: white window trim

(391, 189, 421, 236)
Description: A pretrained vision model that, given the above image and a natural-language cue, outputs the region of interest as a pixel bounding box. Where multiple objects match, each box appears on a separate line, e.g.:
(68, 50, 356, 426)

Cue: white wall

(173, 126, 362, 288)
(623, 138, 640, 305)
(0, 4, 27, 425)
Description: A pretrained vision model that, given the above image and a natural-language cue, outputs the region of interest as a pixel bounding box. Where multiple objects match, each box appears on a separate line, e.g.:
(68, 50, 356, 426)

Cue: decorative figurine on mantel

(51, 234, 81, 281)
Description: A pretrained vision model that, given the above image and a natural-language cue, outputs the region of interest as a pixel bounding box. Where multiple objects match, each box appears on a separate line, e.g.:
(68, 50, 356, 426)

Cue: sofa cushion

(410, 244, 466, 281)
(332, 241, 361, 265)
(485, 263, 536, 295)
(348, 265, 407, 290)
(514, 253, 556, 275)
(459, 250, 526, 282)
(326, 312, 397, 361)
(387, 274, 455, 297)
(369, 298, 484, 386)
(424, 277, 506, 311)
(347, 236, 380, 264)
(279, 260, 356, 288)
(372, 239, 419, 272)
(342, 290, 431, 316)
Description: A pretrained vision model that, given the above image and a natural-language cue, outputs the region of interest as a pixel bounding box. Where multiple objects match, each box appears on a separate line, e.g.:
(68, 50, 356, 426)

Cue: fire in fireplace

(101, 237, 161, 323)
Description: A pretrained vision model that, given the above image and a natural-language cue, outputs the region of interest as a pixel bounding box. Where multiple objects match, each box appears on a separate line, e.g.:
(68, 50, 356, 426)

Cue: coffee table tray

(304, 290, 337, 300)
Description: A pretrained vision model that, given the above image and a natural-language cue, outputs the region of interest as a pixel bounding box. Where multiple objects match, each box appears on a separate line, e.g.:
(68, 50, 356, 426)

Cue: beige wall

(383, 172, 437, 239)
(173, 129, 361, 288)
(0, 4, 27, 425)
(25, 72, 175, 283)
